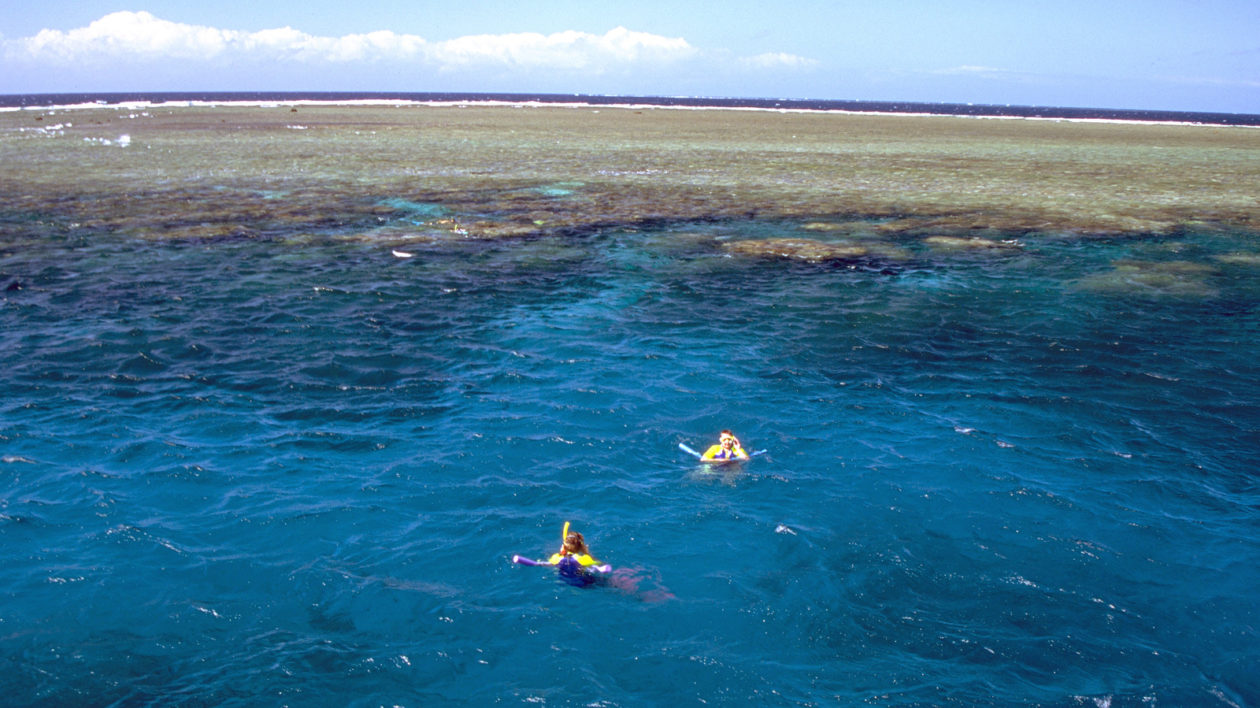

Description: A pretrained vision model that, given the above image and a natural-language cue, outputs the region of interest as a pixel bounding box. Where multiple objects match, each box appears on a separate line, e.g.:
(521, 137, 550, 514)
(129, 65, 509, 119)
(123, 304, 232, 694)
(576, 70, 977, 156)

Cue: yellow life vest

(702, 443, 747, 460)
(548, 552, 600, 566)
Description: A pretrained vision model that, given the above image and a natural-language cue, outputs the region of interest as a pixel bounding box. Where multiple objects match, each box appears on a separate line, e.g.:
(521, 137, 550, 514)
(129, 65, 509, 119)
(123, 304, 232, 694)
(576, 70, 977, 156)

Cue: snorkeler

(513, 522, 611, 579)
(702, 430, 749, 461)
(548, 525, 603, 568)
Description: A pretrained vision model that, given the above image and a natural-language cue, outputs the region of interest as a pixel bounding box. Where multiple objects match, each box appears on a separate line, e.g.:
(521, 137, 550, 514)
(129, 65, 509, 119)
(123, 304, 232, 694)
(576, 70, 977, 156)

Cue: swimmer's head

(563, 531, 588, 555)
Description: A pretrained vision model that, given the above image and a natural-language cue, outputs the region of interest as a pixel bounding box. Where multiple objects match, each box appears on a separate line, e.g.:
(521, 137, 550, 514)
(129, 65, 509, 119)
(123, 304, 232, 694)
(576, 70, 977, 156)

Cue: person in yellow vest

(548, 526, 602, 568)
(702, 429, 749, 462)
(512, 522, 611, 582)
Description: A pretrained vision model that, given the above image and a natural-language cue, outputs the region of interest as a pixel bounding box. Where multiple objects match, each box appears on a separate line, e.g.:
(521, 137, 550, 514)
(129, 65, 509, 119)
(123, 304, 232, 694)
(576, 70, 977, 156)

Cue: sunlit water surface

(3, 103, 1260, 706)
(3, 218, 1257, 707)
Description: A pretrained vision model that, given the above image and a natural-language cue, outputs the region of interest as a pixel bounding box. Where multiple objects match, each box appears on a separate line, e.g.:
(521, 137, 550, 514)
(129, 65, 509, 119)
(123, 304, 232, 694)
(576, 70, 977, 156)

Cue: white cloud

(241, 28, 428, 63)
(15, 11, 234, 61)
(1163, 74, 1260, 90)
(3, 11, 694, 71)
(738, 52, 820, 70)
(0, 11, 828, 95)
(432, 27, 695, 70)
(933, 65, 1010, 77)
(929, 65, 1059, 86)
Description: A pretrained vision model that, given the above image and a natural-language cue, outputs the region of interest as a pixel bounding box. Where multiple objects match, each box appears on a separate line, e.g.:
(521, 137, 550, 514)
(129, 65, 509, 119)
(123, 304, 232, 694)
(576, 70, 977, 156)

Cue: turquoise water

(2, 222, 1258, 706)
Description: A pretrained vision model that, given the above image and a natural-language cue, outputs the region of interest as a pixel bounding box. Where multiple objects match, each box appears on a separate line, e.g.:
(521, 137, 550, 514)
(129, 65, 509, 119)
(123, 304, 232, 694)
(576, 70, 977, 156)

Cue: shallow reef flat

(2, 103, 1258, 250)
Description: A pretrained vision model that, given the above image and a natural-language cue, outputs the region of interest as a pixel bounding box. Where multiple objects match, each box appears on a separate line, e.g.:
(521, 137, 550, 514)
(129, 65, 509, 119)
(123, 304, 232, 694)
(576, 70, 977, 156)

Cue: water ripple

(1, 226, 1257, 705)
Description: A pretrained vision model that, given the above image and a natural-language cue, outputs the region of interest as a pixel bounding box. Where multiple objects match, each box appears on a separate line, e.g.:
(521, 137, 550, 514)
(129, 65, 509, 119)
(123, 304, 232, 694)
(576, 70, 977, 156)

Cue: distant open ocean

(4, 90, 1260, 126)
(2, 93, 1257, 706)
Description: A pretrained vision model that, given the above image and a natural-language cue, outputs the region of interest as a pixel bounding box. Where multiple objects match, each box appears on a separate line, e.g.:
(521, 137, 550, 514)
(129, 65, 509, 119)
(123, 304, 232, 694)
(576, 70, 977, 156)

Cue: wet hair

(563, 531, 589, 555)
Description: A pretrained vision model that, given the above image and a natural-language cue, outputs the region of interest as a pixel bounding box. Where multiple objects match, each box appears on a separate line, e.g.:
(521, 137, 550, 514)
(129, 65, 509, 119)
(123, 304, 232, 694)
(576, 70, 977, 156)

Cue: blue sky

(2, 1, 1258, 113)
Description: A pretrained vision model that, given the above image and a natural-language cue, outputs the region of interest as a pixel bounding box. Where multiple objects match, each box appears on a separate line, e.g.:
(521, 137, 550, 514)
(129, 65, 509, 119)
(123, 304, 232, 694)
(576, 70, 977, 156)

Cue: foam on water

(1, 220, 1257, 705)
(5, 91, 1260, 127)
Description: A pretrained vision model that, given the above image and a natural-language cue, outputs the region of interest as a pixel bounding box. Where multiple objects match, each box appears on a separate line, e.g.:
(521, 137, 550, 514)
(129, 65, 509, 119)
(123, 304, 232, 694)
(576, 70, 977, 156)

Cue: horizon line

(3, 90, 1258, 126)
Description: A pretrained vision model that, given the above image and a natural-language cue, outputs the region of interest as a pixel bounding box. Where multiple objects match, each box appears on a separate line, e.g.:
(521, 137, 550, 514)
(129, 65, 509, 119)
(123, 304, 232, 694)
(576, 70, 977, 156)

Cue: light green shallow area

(3, 103, 1259, 274)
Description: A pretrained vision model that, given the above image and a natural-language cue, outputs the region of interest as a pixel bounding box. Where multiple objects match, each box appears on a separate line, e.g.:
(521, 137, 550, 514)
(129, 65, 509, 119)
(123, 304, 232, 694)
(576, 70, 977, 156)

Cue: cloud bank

(4, 11, 704, 71)
(738, 52, 820, 70)
(1, 11, 819, 95)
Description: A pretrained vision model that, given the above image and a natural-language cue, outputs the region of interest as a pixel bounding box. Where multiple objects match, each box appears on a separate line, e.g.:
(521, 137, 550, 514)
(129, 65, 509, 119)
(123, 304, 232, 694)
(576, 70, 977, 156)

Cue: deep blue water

(2, 223, 1258, 706)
